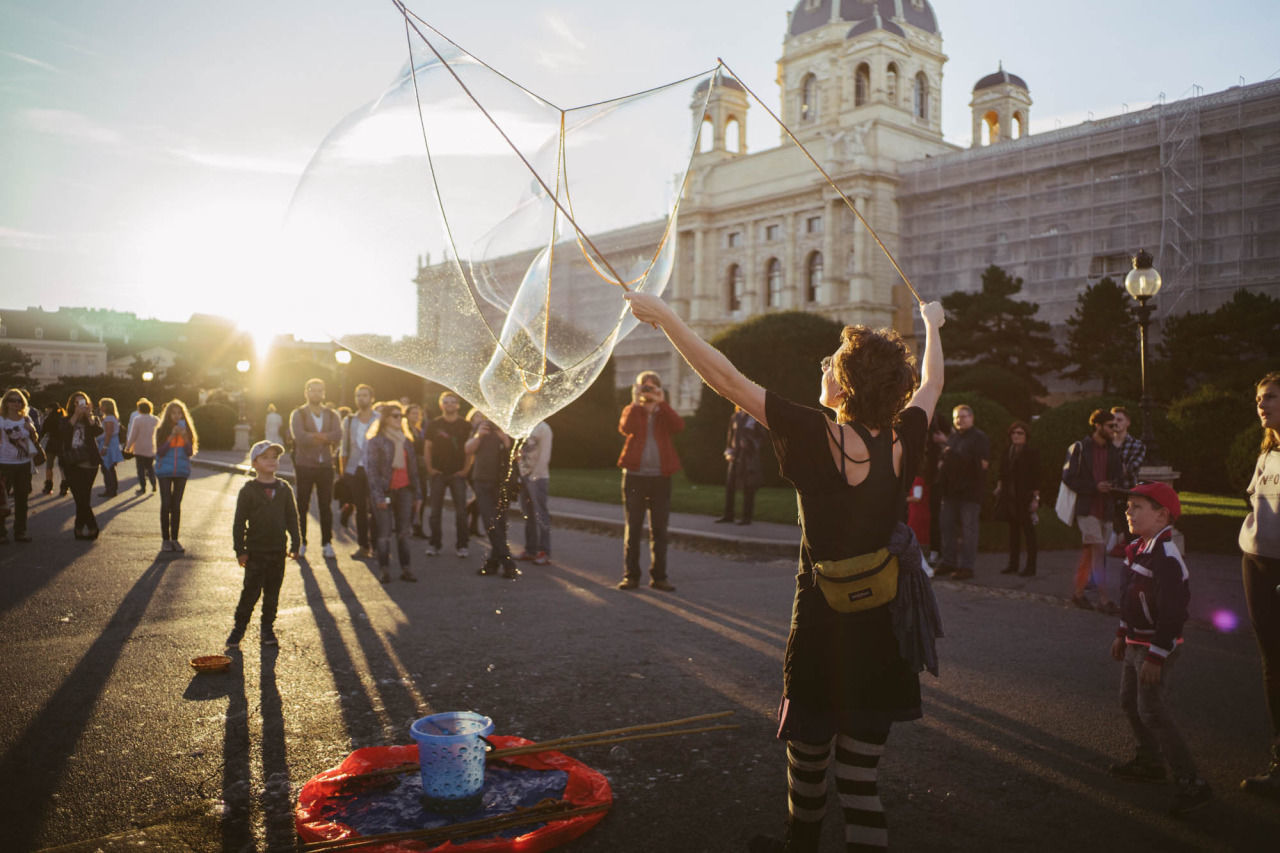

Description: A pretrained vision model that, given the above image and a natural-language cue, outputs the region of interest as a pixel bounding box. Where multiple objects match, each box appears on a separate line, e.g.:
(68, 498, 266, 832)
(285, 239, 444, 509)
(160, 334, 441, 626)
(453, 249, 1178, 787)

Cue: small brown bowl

(190, 654, 233, 673)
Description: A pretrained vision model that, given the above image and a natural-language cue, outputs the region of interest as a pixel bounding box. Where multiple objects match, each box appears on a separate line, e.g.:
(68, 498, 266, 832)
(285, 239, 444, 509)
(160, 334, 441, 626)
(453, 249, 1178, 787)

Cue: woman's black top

(765, 391, 928, 725)
(997, 444, 1040, 520)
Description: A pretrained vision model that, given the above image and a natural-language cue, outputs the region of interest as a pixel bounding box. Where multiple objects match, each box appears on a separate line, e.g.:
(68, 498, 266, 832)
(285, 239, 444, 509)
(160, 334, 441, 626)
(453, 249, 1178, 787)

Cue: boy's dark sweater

(1116, 526, 1190, 665)
(233, 479, 300, 555)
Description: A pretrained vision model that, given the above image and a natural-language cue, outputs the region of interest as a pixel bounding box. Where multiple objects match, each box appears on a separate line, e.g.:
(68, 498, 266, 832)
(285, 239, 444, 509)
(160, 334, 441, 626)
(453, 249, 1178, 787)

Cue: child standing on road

(226, 441, 300, 648)
(1107, 481, 1212, 815)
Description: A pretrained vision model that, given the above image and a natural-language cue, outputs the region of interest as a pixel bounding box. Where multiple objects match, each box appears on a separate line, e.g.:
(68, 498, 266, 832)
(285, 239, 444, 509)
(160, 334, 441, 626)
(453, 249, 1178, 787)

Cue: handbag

(1055, 442, 1079, 525)
(812, 547, 900, 613)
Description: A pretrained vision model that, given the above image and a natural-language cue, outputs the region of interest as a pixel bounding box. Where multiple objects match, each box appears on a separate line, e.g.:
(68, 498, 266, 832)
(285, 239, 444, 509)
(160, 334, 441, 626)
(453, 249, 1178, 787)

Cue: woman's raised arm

(905, 301, 945, 421)
(624, 292, 768, 427)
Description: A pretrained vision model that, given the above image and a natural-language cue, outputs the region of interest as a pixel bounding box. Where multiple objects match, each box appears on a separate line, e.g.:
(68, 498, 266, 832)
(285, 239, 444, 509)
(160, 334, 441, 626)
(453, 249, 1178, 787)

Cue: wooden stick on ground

(487, 723, 740, 760)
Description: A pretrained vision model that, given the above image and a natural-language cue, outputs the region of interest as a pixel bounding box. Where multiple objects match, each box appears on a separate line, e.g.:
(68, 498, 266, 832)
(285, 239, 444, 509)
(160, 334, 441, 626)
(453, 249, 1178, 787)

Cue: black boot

(1241, 746, 1280, 797)
(42, 480, 53, 495)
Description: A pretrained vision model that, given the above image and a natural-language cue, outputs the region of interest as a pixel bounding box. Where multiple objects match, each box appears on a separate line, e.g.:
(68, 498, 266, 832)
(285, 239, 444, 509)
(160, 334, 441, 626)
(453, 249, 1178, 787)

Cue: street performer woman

(624, 291, 944, 853)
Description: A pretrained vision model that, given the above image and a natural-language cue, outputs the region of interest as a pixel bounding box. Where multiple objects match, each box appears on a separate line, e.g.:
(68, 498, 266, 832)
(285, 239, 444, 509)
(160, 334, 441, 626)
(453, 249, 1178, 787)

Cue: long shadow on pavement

(0, 557, 170, 850)
(260, 645, 294, 851)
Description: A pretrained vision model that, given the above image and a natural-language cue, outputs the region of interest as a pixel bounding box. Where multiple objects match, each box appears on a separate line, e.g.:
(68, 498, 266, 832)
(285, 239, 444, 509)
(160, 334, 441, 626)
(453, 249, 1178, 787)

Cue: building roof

(694, 76, 746, 96)
(0, 308, 93, 343)
(974, 67, 1029, 92)
(789, 0, 938, 39)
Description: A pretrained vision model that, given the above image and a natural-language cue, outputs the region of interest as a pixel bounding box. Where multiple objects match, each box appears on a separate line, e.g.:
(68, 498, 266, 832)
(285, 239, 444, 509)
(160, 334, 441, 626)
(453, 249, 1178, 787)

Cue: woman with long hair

(364, 402, 419, 583)
(59, 391, 103, 539)
(1241, 371, 1280, 796)
(96, 397, 124, 498)
(995, 420, 1041, 576)
(625, 291, 945, 853)
(0, 389, 41, 543)
(154, 399, 198, 552)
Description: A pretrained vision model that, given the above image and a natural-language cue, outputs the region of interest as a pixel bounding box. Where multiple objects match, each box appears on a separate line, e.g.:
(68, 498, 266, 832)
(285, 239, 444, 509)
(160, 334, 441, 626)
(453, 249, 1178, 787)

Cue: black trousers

(0, 462, 32, 535)
(233, 551, 287, 628)
(295, 465, 334, 546)
(67, 465, 98, 534)
(1007, 512, 1038, 571)
(1244, 552, 1280, 748)
(622, 472, 671, 582)
(428, 473, 469, 550)
(343, 468, 373, 548)
(158, 476, 187, 540)
(134, 455, 156, 490)
(722, 482, 757, 523)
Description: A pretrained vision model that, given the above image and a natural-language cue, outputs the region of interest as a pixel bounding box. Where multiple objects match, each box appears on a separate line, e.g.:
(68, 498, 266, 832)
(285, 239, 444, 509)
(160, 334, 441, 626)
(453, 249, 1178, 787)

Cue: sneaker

(713, 516, 733, 524)
(532, 551, 550, 565)
(42, 481, 53, 495)
(400, 571, 418, 582)
(1241, 754, 1280, 796)
(456, 547, 469, 558)
(225, 625, 246, 647)
(616, 578, 639, 590)
(298, 543, 307, 558)
(354, 546, 373, 559)
(1169, 777, 1212, 815)
(649, 579, 676, 592)
(1071, 594, 1095, 610)
(513, 551, 534, 562)
(134, 488, 146, 496)
(425, 545, 440, 557)
(261, 627, 278, 647)
(171, 540, 184, 553)
(161, 540, 175, 552)
(322, 543, 336, 559)
(1108, 756, 1167, 783)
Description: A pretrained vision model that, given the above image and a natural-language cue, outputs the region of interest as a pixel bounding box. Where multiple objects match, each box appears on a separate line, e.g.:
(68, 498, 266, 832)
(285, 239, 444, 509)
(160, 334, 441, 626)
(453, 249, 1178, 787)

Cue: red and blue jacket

(155, 435, 193, 478)
(1116, 526, 1190, 665)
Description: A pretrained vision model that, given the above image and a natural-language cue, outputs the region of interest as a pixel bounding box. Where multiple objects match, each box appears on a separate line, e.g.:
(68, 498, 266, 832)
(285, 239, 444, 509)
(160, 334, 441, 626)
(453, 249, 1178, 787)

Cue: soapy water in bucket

(282, 14, 719, 438)
(410, 711, 495, 806)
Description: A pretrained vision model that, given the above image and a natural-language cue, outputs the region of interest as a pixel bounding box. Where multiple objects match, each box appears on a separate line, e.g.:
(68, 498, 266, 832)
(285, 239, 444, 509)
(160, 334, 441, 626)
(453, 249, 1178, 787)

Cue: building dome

(789, 0, 938, 39)
(973, 66, 1028, 92)
(693, 76, 746, 96)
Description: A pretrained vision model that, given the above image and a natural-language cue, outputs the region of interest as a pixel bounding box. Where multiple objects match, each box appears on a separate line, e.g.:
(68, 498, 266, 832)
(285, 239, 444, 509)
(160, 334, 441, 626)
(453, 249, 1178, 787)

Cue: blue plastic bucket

(409, 711, 494, 807)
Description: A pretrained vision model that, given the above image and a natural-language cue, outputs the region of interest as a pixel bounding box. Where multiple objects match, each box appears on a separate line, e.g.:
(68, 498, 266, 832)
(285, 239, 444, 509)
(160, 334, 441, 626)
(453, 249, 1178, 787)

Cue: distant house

(0, 308, 108, 385)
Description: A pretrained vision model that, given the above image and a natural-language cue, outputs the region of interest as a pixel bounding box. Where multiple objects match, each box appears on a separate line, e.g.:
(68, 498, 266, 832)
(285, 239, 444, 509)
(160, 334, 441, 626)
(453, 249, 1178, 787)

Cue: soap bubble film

(284, 13, 718, 437)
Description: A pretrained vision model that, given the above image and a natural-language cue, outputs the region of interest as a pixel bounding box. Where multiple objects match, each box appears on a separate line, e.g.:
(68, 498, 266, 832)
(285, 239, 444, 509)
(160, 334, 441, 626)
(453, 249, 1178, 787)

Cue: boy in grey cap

(226, 441, 299, 647)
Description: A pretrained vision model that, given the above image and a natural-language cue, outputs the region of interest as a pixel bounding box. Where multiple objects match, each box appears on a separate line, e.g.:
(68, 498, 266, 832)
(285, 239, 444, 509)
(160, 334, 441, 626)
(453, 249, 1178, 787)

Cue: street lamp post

(235, 359, 251, 421)
(334, 349, 351, 404)
(1124, 248, 1163, 462)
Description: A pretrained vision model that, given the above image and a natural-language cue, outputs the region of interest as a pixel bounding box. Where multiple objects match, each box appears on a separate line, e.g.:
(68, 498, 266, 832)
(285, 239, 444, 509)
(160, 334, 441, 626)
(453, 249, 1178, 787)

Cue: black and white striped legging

(787, 724, 890, 851)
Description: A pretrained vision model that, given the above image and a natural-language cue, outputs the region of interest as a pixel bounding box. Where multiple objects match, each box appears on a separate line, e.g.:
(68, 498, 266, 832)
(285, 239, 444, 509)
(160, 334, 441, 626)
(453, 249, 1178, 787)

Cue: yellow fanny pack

(812, 548, 899, 613)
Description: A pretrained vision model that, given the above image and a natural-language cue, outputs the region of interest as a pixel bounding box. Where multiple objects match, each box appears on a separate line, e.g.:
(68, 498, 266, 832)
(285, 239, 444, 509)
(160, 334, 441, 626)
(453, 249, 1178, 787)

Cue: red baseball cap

(1119, 481, 1181, 521)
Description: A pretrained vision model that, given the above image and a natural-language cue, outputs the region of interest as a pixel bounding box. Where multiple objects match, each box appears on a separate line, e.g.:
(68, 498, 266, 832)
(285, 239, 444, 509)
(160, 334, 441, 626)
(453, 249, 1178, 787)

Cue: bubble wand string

(716, 57, 924, 307)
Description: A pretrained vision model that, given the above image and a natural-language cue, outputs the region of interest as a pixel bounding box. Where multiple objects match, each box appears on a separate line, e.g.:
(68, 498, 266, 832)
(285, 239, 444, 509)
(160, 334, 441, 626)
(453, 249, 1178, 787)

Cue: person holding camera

(60, 391, 104, 540)
(154, 399, 199, 553)
(616, 371, 684, 592)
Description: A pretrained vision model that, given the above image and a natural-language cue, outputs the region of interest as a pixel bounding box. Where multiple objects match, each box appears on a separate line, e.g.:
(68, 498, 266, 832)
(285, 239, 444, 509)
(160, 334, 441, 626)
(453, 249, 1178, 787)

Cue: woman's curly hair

(832, 325, 918, 430)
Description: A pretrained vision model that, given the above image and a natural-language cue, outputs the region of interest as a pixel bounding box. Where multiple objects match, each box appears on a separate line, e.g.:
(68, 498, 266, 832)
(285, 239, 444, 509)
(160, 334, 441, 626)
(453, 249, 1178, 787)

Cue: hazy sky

(3, 0, 1277, 342)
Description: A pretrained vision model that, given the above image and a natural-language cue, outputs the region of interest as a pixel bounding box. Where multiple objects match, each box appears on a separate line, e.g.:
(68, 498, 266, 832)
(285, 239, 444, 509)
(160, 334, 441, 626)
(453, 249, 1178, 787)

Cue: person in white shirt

(125, 398, 160, 494)
(514, 421, 553, 564)
(339, 384, 380, 558)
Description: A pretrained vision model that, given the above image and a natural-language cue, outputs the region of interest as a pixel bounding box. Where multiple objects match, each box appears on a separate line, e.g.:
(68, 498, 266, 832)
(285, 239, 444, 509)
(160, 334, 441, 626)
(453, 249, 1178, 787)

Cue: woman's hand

(624, 291, 675, 328)
(919, 300, 945, 328)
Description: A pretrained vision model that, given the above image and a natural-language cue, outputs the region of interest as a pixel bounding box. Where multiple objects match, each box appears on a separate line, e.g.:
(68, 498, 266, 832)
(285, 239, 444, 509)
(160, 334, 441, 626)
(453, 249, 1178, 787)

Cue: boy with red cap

(1107, 481, 1212, 815)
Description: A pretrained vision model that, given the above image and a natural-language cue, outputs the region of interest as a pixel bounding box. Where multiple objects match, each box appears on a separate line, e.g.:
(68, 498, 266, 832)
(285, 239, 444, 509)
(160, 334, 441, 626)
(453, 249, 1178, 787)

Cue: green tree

(1062, 277, 1139, 395)
(0, 343, 40, 392)
(1158, 289, 1280, 395)
(941, 265, 1063, 395)
(682, 311, 844, 485)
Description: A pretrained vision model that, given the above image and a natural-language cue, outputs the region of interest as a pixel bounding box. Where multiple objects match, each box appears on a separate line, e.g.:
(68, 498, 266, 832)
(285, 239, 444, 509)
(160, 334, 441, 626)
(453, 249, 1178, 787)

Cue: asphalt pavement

(1, 461, 1277, 852)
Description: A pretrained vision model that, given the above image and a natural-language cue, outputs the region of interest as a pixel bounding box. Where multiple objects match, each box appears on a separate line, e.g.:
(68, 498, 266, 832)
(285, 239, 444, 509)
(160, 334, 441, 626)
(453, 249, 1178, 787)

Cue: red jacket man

(616, 371, 684, 591)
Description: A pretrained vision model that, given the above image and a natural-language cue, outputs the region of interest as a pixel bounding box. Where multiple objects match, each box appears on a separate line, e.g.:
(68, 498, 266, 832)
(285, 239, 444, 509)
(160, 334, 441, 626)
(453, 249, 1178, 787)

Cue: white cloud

(166, 147, 308, 176)
(18, 108, 120, 145)
(0, 227, 56, 251)
(0, 50, 59, 73)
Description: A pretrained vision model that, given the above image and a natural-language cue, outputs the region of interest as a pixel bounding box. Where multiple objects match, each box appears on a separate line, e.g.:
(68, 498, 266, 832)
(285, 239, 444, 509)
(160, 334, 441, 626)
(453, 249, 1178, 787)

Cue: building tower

(969, 63, 1031, 147)
(691, 75, 749, 159)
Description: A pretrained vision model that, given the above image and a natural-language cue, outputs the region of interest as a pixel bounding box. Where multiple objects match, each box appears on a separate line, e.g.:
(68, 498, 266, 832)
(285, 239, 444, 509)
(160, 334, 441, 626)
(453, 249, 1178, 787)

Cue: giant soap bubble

(283, 12, 719, 437)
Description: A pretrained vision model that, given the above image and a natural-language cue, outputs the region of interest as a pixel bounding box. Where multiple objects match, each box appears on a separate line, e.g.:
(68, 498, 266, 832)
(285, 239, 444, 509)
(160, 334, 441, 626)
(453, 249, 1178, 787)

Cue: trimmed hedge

(947, 365, 1043, 421)
(1165, 385, 1257, 493)
(191, 402, 239, 451)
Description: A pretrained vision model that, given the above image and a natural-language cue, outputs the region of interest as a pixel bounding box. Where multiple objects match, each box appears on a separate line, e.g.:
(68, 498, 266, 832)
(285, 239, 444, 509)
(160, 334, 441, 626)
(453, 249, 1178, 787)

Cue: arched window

(800, 73, 818, 122)
(854, 63, 870, 106)
(725, 116, 741, 153)
(913, 72, 929, 120)
(728, 264, 743, 312)
(766, 258, 783, 307)
(806, 251, 824, 303)
(1013, 111, 1025, 139)
(698, 116, 713, 152)
(886, 63, 898, 102)
(982, 110, 1000, 146)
